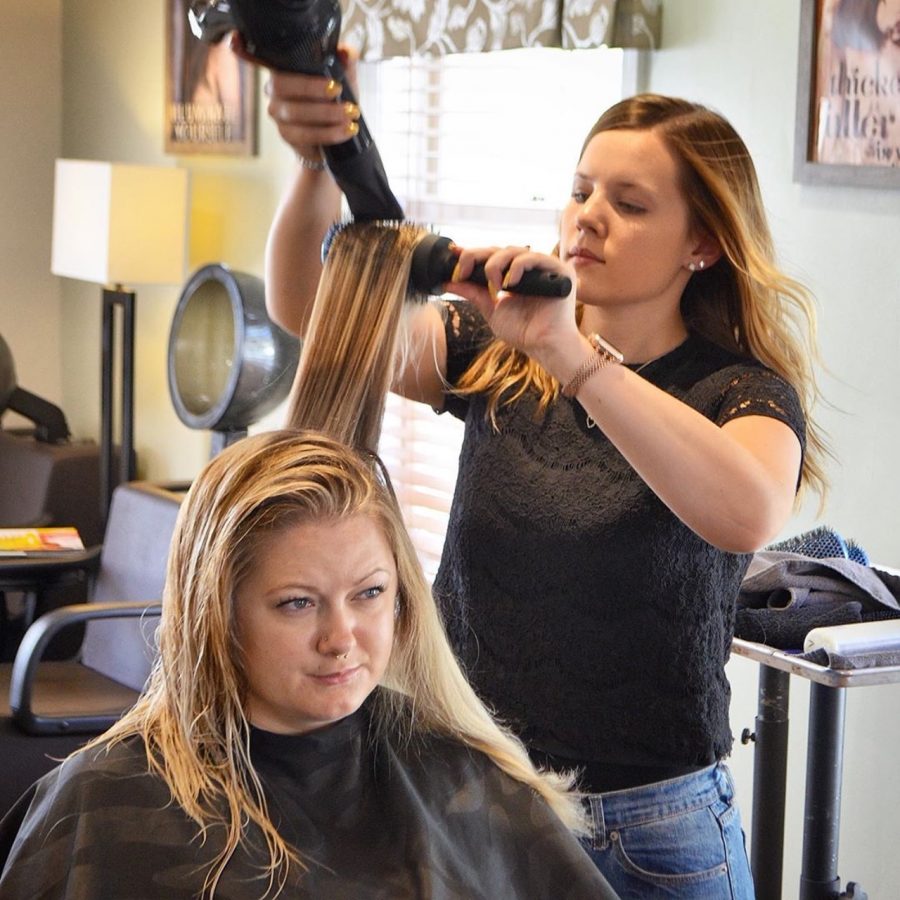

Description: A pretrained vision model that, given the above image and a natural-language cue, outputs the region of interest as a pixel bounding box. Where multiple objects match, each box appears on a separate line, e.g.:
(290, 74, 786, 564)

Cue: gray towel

(735, 553, 900, 650)
(802, 646, 900, 669)
(741, 552, 900, 613)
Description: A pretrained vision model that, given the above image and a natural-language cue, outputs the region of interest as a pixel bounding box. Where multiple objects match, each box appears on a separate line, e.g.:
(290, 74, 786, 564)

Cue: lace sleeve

(714, 366, 807, 452)
(437, 299, 493, 419)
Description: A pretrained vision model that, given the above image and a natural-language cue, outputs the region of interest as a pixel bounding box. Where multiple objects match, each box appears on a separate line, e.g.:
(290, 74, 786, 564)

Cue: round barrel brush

(322, 222, 572, 299)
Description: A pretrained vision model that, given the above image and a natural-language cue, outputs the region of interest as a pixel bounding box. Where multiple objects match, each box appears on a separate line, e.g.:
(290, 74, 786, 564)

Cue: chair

(1, 331, 109, 657)
(0, 481, 184, 815)
(0, 431, 111, 656)
(1, 332, 105, 545)
(0, 431, 106, 543)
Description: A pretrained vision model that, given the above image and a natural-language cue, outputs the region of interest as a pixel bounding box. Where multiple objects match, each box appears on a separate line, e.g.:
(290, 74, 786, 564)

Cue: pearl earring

(699, 259, 706, 270)
(688, 262, 697, 272)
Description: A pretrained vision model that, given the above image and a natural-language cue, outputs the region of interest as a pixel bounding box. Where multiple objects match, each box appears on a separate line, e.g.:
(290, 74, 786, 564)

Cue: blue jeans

(579, 763, 754, 899)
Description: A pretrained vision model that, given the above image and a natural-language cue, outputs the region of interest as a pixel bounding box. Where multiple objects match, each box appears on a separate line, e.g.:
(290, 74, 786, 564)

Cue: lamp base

(100, 286, 136, 523)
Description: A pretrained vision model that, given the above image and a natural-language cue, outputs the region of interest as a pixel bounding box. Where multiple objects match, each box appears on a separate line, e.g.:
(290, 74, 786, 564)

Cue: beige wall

(5, 0, 900, 895)
(648, 4, 900, 897)
(56, 0, 292, 481)
(0, 3, 63, 425)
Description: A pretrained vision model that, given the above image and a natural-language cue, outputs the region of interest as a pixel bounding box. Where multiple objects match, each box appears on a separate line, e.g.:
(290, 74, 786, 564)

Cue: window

(359, 48, 632, 580)
(378, 392, 462, 582)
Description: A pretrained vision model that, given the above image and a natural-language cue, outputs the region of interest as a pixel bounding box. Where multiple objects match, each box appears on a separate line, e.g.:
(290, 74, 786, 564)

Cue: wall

(0, 3, 63, 426)
(57, 0, 293, 481)
(647, 3, 900, 897)
(12, 0, 900, 895)
(51, 1, 900, 541)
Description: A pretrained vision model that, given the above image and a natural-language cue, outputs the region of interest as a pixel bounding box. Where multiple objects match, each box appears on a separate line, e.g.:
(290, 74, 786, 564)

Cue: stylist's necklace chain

(585, 355, 661, 430)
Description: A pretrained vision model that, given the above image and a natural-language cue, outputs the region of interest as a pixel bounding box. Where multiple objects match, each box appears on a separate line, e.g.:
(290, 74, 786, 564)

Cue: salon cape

(0, 702, 614, 899)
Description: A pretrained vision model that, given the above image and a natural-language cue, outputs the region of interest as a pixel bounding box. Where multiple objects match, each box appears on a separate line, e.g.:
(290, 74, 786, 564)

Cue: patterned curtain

(341, 0, 662, 60)
(567, 0, 662, 50)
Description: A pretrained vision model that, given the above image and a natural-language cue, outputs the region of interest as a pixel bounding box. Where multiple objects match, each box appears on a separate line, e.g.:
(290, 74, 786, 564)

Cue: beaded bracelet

(561, 333, 624, 398)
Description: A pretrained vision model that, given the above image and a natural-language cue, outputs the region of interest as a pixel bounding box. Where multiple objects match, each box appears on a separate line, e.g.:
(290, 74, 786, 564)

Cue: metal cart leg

(747, 666, 791, 900)
(799, 682, 866, 900)
(800, 682, 844, 899)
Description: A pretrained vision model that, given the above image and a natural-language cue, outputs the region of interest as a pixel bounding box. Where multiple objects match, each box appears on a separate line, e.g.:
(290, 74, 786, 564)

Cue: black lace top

(435, 300, 806, 776)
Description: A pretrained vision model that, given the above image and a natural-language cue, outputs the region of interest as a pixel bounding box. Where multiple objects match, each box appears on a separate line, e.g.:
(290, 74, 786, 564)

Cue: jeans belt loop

(587, 794, 609, 851)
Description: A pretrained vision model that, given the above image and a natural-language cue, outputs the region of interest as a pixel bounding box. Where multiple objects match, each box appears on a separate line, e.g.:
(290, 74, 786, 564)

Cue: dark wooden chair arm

(9, 600, 161, 735)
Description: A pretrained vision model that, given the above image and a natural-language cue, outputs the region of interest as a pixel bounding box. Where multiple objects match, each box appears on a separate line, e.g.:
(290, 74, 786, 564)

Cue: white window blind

(358, 48, 631, 580)
(377, 392, 462, 582)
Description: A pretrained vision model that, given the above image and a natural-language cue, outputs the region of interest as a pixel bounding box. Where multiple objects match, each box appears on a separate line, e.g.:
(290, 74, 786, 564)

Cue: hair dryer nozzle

(198, 0, 404, 221)
(188, 1, 236, 44)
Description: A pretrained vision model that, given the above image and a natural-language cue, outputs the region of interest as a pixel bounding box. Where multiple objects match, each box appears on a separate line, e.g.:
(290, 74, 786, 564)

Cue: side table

(731, 637, 900, 900)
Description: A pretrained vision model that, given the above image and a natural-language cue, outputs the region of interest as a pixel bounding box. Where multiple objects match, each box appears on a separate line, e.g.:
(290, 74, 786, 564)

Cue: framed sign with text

(165, 0, 257, 156)
(795, 0, 900, 187)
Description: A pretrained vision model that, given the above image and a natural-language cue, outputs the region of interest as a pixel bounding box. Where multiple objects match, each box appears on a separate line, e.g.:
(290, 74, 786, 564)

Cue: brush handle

(409, 234, 572, 298)
(466, 260, 572, 298)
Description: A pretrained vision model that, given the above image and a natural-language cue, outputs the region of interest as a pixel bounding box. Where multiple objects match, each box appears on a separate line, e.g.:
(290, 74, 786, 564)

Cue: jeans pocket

(609, 803, 732, 889)
(717, 795, 756, 900)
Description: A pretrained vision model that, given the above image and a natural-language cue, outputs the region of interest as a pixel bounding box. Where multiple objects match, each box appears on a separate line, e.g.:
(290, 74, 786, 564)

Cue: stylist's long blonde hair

(93, 430, 583, 898)
(457, 93, 829, 503)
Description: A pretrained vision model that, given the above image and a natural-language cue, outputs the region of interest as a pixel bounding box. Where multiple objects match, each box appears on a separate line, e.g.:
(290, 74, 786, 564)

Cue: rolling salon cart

(733, 636, 900, 900)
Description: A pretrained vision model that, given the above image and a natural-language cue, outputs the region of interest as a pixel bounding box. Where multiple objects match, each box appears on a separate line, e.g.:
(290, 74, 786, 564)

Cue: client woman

(0, 430, 614, 900)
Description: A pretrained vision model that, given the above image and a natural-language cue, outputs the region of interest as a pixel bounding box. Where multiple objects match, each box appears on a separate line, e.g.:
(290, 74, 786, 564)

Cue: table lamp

(50, 159, 189, 521)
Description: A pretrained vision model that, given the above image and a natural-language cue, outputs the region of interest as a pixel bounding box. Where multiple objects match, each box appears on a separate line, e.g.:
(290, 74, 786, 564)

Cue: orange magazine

(0, 527, 85, 555)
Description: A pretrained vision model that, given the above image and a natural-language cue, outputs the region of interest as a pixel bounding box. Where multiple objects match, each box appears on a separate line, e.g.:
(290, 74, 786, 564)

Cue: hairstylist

(258, 42, 827, 899)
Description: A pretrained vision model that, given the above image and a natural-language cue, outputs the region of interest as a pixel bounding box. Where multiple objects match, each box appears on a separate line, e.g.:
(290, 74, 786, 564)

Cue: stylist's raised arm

(234, 35, 362, 337)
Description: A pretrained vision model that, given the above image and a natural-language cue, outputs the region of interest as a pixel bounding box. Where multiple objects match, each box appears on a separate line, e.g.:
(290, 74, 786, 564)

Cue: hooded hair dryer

(189, 0, 403, 222)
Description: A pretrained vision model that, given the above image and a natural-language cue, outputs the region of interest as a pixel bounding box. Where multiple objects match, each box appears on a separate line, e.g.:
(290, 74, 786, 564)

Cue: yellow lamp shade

(51, 159, 188, 286)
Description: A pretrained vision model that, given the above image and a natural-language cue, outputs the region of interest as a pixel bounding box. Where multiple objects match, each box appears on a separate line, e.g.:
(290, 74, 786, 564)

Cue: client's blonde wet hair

(284, 220, 429, 449)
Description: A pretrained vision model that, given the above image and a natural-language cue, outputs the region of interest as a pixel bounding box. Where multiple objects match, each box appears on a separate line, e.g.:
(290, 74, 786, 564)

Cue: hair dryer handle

(320, 61, 404, 221)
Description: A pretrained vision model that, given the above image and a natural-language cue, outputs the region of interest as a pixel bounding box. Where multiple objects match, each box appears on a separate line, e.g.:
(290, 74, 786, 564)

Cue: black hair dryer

(188, 0, 404, 222)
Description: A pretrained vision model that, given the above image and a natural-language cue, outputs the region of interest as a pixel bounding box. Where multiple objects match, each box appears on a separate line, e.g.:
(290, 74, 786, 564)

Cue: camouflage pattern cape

(0, 705, 616, 899)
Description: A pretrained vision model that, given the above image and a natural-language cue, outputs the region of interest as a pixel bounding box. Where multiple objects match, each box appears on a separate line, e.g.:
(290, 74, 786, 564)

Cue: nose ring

(335, 651, 349, 661)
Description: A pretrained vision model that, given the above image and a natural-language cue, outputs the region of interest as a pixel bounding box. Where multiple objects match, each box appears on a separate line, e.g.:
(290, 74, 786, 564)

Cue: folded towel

(741, 553, 900, 613)
(801, 618, 900, 669)
(736, 552, 900, 650)
(736, 601, 863, 649)
(803, 647, 900, 669)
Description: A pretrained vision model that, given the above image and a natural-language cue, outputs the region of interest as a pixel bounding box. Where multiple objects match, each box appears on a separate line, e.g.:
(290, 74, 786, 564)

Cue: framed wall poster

(165, 0, 257, 156)
(795, 0, 900, 187)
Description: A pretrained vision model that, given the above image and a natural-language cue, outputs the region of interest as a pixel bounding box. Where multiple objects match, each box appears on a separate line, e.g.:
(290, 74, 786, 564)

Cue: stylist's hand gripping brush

(188, 0, 403, 221)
